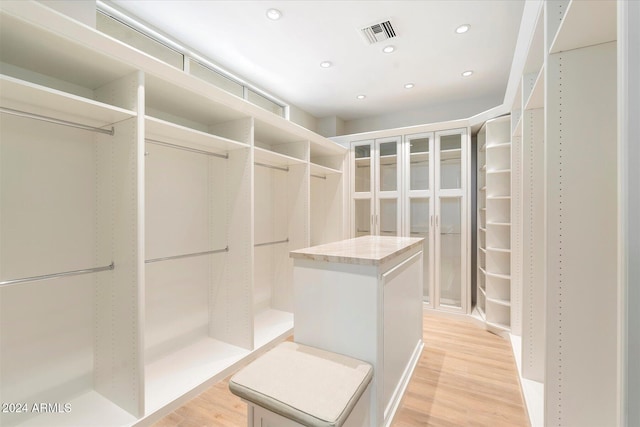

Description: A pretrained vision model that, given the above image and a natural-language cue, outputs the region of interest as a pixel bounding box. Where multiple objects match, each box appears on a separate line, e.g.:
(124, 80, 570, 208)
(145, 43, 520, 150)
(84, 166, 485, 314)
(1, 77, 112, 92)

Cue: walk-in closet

(1, 1, 637, 426)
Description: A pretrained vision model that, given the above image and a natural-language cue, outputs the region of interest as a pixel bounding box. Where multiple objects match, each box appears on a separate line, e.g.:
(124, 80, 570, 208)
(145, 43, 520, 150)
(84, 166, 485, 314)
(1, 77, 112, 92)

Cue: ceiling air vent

(360, 20, 396, 45)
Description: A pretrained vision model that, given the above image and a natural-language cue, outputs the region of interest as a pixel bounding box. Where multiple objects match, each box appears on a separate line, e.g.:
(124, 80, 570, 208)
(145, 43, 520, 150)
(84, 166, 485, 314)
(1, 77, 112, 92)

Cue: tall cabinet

(352, 136, 402, 237)
(0, 3, 346, 427)
(349, 127, 469, 313)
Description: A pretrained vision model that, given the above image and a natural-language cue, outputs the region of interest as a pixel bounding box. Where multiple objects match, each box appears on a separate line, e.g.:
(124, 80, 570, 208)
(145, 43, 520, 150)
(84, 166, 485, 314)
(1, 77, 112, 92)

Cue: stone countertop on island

(289, 235, 424, 266)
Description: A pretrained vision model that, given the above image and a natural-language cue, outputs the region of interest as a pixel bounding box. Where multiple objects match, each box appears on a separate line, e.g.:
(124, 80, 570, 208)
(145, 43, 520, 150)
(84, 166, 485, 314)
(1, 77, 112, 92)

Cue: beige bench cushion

(229, 341, 373, 427)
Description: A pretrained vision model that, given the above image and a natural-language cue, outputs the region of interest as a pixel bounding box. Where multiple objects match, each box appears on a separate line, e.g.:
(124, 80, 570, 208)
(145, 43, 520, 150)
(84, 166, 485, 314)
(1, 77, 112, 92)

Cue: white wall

(317, 115, 345, 138)
(288, 104, 318, 133)
(342, 95, 499, 135)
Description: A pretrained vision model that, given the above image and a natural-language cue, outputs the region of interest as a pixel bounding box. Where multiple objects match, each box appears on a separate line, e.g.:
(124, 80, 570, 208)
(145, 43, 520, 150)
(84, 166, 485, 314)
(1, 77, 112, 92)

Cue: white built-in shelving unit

(507, 1, 619, 426)
(476, 116, 512, 335)
(0, 3, 346, 427)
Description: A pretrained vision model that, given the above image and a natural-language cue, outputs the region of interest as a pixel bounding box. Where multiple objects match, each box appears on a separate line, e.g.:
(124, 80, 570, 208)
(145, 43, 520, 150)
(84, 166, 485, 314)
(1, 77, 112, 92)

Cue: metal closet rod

(145, 247, 229, 264)
(254, 162, 289, 172)
(0, 107, 115, 136)
(254, 238, 289, 248)
(0, 262, 115, 288)
(311, 174, 327, 180)
(146, 138, 228, 159)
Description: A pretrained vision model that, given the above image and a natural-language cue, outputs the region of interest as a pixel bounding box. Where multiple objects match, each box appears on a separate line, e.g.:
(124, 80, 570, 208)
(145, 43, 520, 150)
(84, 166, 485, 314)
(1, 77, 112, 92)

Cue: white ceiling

(111, 0, 525, 122)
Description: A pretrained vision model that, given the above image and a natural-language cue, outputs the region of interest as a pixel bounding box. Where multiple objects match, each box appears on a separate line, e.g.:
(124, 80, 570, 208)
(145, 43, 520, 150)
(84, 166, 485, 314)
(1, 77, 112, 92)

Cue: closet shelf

(487, 169, 511, 175)
(486, 296, 511, 307)
(0, 75, 136, 128)
(440, 148, 462, 160)
(524, 67, 545, 110)
(486, 320, 511, 333)
(254, 309, 294, 349)
(487, 221, 511, 227)
(487, 196, 511, 200)
(145, 337, 250, 414)
(486, 142, 511, 150)
(254, 147, 306, 168)
(486, 271, 511, 280)
(145, 116, 249, 154)
(380, 154, 398, 165)
(549, 0, 616, 54)
(512, 115, 523, 137)
(16, 391, 137, 427)
(487, 247, 511, 254)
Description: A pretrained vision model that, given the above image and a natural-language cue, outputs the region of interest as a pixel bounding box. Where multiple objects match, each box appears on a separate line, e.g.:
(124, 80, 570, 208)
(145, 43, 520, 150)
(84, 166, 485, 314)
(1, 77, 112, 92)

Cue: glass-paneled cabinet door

(405, 133, 435, 303)
(434, 128, 468, 312)
(438, 132, 463, 190)
(375, 137, 402, 236)
(436, 196, 463, 309)
(354, 142, 373, 193)
(352, 140, 374, 236)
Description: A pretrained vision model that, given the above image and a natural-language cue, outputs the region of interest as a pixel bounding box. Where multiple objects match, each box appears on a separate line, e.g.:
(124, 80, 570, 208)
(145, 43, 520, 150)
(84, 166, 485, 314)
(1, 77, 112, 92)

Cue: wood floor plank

(151, 311, 529, 427)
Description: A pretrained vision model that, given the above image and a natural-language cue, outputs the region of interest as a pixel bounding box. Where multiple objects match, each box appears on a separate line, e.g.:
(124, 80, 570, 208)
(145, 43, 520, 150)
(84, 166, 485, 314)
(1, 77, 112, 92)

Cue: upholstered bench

(229, 341, 373, 427)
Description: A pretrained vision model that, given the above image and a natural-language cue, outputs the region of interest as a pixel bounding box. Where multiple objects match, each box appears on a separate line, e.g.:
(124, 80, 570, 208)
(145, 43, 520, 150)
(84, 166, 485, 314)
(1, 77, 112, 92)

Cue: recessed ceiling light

(462, 70, 474, 77)
(404, 83, 415, 89)
(356, 95, 366, 100)
(382, 45, 395, 53)
(266, 8, 282, 20)
(320, 61, 332, 68)
(456, 24, 470, 34)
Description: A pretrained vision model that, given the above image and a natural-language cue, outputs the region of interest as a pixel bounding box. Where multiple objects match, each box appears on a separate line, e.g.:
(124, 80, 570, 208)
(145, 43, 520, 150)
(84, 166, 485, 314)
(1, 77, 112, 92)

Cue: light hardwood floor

(152, 311, 529, 427)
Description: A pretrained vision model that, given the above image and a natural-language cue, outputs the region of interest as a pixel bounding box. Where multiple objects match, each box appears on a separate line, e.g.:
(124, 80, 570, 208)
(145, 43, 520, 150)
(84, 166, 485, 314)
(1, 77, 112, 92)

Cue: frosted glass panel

(409, 137, 430, 191)
(410, 198, 430, 302)
(410, 198, 429, 235)
(355, 199, 371, 237)
(354, 145, 371, 193)
(439, 197, 462, 307)
(189, 61, 244, 97)
(440, 134, 462, 189)
(379, 199, 397, 236)
(96, 12, 184, 69)
(379, 142, 397, 191)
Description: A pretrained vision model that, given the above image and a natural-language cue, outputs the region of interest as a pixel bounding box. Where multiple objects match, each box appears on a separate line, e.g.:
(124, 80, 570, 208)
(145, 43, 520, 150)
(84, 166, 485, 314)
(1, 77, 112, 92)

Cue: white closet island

(291, 236, 424, 427)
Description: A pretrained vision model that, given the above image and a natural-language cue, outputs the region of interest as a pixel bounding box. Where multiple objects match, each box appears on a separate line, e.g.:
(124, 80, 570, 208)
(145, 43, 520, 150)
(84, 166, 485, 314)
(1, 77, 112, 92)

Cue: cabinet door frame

(403, 132, 435, 306)
(433, 128, 469, 313)
(350, 139, 375, 237)
(374, 136, 402, 236)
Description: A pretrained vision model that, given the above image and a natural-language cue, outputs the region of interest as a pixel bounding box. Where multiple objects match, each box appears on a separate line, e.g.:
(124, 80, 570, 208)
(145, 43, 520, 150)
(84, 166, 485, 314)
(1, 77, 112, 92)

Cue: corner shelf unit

(476, 116, 512, 335)
(0, 3, 347, 427)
